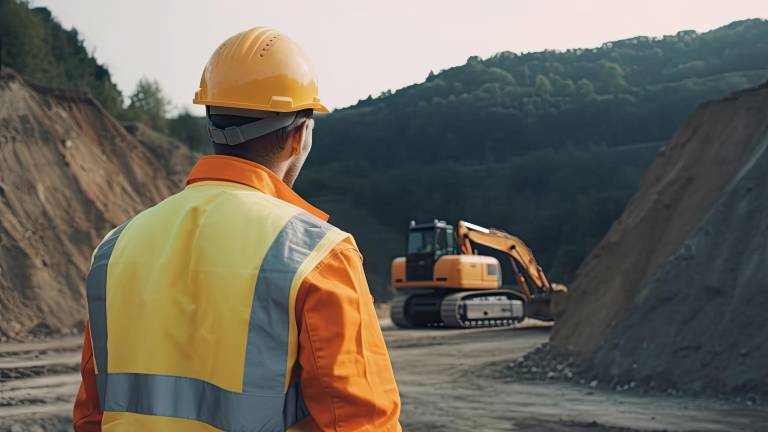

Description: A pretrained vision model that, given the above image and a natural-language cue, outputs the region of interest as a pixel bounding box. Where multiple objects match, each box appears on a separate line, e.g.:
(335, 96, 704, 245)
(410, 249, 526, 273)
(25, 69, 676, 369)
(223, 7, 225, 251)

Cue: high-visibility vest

(85, 181, 348, 431)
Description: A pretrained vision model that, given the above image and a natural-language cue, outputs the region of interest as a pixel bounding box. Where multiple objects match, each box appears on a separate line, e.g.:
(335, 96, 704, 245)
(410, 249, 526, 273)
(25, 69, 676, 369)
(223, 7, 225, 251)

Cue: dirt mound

(0, 69, 195, 339)
(552, 82, 768, 356)
(589, 131, 768, 399)
(548, 81, 768, 398)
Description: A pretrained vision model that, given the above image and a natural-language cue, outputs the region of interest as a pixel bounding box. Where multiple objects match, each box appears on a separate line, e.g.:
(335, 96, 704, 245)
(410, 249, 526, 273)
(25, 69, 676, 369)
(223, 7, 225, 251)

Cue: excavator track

(390, 295, 413, 328)
(440, 290, 525, 328)
(390, 290, 525, 329)
(390, 292, 445, 328)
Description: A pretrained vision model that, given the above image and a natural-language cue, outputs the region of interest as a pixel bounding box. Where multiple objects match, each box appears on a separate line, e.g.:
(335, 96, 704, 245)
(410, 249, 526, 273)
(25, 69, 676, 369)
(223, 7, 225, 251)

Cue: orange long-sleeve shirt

(73, 156, 401, 431)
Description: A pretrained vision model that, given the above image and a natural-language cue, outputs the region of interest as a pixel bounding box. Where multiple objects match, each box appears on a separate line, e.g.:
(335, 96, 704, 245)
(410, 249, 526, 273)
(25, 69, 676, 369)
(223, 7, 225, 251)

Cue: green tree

(168, 109, 209, 153)
(122, 78, 171, 133)
(598, 61, 628, 91)
(576, 79, 595, 99)
(534, 75, 553, 95)
(0, 0, 124, 114)
(297, 19, 768, 297)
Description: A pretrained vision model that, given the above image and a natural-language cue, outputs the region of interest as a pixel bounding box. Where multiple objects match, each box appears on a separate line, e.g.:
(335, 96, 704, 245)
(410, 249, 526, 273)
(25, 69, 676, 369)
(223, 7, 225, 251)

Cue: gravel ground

(3, 327, 768, 431)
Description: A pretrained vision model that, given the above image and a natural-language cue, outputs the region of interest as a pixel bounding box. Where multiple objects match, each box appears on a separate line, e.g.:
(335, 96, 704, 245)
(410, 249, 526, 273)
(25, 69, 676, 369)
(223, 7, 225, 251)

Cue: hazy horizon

(31, 1, 768, 115)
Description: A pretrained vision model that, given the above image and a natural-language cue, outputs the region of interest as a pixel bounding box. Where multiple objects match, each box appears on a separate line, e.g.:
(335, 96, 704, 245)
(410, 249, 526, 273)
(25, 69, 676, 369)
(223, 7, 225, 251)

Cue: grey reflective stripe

(283, 379, 310, 427)
(85, 223, 129, 409)
(243, 212, 332, 395)
(104, 373, 284, 432)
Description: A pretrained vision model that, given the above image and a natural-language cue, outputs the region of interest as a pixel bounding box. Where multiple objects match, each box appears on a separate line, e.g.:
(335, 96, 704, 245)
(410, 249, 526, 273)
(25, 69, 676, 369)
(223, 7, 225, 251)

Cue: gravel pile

(524, 82, 768, 403)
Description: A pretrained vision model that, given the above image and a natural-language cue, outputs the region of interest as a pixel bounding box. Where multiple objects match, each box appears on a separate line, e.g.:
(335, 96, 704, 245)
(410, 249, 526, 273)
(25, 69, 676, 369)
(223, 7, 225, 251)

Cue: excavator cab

(405, 220, 456, 281)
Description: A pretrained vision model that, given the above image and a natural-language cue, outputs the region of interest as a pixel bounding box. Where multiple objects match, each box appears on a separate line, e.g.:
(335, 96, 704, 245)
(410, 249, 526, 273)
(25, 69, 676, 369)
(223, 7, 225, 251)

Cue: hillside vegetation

(300, 19, 768, 296)
(314, 19, 768, 164)
(0, 0, 123, 114)
(0, 0, 209, 151)
(2, 0, 767, 298)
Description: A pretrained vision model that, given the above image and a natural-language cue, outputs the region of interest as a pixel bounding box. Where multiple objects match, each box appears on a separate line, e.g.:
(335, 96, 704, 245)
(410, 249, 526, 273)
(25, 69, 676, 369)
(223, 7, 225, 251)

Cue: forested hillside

(0, 0, 209, 151)
(0, 0, 123, 114)
(299, 19, 768, 296)
(2, 0, 767, 299)
(313, 19, 768, 164)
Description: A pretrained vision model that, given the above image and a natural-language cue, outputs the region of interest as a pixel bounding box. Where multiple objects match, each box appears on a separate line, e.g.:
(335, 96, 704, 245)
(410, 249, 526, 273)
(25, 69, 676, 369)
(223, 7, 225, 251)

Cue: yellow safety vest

(86, 181, 348, 431)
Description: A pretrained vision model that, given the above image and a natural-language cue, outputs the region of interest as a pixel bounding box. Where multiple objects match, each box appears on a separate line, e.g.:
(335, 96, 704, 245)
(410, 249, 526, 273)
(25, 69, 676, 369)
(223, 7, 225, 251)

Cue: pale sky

(33, 1, 768, 115)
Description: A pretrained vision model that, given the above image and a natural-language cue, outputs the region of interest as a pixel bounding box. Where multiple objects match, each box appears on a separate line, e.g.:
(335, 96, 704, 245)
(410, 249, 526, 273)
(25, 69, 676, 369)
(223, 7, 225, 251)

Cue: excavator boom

(457, 220, 558, 300)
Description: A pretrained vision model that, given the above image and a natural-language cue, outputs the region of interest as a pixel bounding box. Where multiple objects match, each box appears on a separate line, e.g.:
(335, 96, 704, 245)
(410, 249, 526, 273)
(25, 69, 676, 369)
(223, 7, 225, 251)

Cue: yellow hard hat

(193, 27, 328, 113)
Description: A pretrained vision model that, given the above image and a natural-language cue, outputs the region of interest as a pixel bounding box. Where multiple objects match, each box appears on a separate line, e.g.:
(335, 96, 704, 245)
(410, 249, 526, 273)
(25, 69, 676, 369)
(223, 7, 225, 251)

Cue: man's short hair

(210, 109, 313, 161)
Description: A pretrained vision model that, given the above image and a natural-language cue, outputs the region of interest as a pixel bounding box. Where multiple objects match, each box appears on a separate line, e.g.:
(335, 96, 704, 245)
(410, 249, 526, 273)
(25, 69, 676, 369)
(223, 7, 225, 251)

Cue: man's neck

(231, 155, 293, 187)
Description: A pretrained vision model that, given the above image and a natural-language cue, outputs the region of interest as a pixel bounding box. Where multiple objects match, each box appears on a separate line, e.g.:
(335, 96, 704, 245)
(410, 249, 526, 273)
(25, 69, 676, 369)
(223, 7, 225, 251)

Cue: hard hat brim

(193, 96, 329, 113)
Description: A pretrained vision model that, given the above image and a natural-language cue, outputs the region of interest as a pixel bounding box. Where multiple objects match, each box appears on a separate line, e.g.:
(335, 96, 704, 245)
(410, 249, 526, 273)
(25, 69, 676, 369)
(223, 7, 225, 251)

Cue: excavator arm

(456, 221, 567, 300)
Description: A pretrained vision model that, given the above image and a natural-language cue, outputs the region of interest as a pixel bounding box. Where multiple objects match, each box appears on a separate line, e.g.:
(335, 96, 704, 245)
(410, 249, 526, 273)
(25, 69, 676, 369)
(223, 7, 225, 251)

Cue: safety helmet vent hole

(259, 34, 280, 57)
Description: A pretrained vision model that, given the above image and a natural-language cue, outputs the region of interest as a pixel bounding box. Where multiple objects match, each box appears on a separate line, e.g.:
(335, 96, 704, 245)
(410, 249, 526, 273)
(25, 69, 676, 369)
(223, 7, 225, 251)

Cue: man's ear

(290, 120, 310, 156)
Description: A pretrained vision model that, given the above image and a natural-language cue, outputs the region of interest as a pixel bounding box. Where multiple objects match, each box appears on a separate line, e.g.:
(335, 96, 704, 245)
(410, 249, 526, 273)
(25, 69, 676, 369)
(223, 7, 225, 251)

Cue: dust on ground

(2, 326, 768, 431)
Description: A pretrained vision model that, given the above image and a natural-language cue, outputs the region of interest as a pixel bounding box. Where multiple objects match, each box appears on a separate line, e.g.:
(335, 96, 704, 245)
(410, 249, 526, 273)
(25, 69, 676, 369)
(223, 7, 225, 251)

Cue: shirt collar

(185, 155, 329, 222)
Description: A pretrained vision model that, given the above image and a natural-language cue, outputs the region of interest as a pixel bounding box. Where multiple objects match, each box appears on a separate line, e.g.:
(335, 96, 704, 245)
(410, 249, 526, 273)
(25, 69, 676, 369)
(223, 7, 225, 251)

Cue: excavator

(390, 220, 567, 328)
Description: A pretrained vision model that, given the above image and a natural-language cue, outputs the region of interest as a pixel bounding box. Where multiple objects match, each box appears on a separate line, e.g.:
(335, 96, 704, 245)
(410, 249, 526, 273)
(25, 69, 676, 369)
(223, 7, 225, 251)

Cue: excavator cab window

(407, 229, 435, 255)
(436, 226, 455, 258)
(405, 222, 456, 281)
(407, 225, 454, 258)
(435, 228, 447, 256)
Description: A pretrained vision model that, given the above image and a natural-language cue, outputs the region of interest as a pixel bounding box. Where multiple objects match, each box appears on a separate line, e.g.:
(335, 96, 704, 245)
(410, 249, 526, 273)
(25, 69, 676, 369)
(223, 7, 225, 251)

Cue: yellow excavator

(390, 220, 567, 328)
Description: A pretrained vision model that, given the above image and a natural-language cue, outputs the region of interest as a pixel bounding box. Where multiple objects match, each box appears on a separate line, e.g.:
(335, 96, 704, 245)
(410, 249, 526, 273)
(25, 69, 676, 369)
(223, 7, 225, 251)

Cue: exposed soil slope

(589, 129, 768, 398)
(122, 122, 198, 186)
(0, 69, 194, 339)
(552, 82, 768, 356)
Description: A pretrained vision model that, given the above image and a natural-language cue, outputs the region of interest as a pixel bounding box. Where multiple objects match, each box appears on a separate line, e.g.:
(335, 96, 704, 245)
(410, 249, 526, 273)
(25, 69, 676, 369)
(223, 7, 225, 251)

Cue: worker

(73, 27, 402, 431)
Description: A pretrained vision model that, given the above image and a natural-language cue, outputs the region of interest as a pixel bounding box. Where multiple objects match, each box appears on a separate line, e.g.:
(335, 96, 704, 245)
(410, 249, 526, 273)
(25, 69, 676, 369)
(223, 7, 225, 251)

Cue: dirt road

(383, 324, 768, 432)
(0, 336, 80, 431)
(2, 326, 768, 431)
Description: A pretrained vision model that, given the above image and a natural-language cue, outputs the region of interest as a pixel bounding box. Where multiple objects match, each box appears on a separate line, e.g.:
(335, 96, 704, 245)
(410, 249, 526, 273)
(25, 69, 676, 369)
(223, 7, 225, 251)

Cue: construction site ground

(2, 323, 767, 432)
